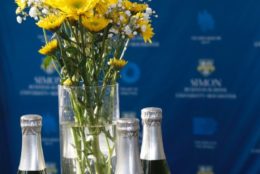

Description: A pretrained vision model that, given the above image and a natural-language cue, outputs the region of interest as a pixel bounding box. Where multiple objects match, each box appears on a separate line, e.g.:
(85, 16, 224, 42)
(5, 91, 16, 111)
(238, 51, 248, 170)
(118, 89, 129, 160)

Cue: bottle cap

(20, 114, 42, 128)
(141, 107, 162, 121)
(117, 118, 139, 132)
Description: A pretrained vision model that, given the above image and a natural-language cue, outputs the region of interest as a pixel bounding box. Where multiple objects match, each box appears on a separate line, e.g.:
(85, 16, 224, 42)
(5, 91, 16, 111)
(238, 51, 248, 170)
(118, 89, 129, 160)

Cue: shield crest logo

(197, 166, 214, 174)
(197, 59, 215, 77)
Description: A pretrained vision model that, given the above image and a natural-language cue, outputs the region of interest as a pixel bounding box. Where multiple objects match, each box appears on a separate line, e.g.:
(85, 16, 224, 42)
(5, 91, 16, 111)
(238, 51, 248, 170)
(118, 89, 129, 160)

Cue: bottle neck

(116, 131, 143, 174)
(19, 127, 46, 171)
(141, 124, 166, 160)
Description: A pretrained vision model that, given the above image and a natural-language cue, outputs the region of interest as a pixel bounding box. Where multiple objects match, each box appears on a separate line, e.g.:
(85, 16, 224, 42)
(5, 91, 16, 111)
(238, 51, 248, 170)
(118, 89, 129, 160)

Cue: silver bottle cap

(21, 115, 42, 128)
(117, 118, 139, 137)
(141, 107, 162, 126)
(141, 107, 166, 160)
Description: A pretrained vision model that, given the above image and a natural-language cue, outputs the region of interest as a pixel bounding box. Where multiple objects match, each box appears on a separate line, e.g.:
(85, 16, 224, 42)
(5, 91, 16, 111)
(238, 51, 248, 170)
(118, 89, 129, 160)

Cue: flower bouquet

(15, 0, 156, 173)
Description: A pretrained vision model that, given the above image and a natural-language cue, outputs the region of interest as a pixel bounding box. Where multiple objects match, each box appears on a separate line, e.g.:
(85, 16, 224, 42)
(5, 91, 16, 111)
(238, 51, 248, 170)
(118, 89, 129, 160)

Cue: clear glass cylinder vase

(58, 84, 119, 174)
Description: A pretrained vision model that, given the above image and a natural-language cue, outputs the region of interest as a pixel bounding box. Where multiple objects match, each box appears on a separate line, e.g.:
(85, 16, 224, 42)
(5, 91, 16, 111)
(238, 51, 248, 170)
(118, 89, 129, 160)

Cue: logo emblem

(121, 62, 141, 84)
(197, 166, 214, 174)
(197, 59, 215, 77)
(198, 10, 215, 33)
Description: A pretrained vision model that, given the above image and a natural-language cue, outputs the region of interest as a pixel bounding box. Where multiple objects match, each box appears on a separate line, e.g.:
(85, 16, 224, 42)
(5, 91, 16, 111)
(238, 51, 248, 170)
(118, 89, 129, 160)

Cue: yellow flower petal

(44, 0, 98, 19)
(95, 0, 118, 15)
(81, 15, 109, 32)
(123, 0, 147, 12)
(36, 14, 65, 31)
(63, 78, 73, 86)
(136, 16, 154, 43)
(141, 23, 154, 43)
(15, 0, 26, 11)
(39, 39, 58, 55)
(108, 58, 127, 69)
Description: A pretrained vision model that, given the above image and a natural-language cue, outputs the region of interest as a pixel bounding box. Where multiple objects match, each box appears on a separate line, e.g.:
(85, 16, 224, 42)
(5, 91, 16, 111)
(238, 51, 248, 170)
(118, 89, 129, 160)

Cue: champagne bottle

(115, 118, 144, 174)
(18, 115, 47, 174)
(140, 107, 171, 174)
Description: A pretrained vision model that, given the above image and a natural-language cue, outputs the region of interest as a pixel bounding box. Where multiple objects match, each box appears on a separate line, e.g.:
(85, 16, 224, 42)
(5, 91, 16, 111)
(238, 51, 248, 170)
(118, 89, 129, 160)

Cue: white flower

(16, 16, 23, 24)
(125, 10, 131, 16)
(42, 8, 49, 14)
(29, 6, 38, 18)
(109, 28, 119, 34)
(110, 4, 116, 8)
(141, 25, 147, 32)
(27, 0, 34, 6)
(146, 8, 153, 15)
(119, 15, 125, 22)
(108, 33, 114, 38)
(124, 25, 132, 36)
(143, 13, 150, 20)
(133, 31, 137, 35)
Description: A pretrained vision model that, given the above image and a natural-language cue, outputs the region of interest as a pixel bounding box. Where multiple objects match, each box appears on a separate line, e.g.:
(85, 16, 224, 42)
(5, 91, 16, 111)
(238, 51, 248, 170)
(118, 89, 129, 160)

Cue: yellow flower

(81, 15, 109, 32)
(111, 11, 129, 24)
(95, 0, 117, 15)
(15, 0, 26, 11)
(137, 18, 154, 43)
(36, 14, 65, 31)
(123, 0, 147, 12)
(63, 78, 73, 86)
(44, 0, 98, 19)
(39, 39, 58, 55)
(141, 23, 154, 43)
(108, 58, 127, 69)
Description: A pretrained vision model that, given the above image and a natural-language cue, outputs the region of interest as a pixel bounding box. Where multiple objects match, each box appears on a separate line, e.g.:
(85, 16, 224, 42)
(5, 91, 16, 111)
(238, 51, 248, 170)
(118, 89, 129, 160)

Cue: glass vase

(58, 84, 119, 174)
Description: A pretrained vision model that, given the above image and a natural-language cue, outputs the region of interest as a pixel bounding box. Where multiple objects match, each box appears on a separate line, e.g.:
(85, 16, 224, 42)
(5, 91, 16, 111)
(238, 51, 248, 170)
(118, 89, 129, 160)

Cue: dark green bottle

(17, 170, 47, 174)
(140, 108, 171, 174)
(18, 115, 47, 174)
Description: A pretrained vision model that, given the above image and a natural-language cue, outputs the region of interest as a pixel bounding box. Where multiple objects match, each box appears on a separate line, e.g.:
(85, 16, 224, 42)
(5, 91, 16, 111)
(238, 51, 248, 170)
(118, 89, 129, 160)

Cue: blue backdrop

(1, 0, 260, 174)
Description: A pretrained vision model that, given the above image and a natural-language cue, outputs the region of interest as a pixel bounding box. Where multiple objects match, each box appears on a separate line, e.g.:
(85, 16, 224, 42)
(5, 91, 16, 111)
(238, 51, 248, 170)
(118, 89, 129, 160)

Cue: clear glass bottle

(140, 107, 171, 174)
(115, 118, 144, 174)
(18, 115, 47, 174)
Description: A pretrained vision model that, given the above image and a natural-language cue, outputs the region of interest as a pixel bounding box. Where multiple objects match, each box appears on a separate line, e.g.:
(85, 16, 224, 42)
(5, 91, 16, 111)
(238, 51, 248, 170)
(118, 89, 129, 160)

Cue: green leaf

(64, 46, 79, 55)
(41, 56, 53, 70)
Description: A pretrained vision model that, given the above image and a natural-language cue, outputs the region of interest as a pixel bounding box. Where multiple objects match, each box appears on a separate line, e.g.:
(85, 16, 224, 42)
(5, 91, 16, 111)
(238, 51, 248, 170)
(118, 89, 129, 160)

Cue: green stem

(50, 56, 62, 77)
(72, 128, 85, 174)
(105, 133, 113, 174)
(92, 133, 103, 174)
(42, 29, 48, 43)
